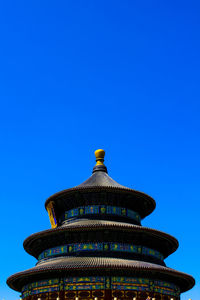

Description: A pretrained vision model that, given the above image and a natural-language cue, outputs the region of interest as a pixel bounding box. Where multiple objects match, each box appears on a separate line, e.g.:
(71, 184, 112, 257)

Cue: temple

(7, 149, 195, 300)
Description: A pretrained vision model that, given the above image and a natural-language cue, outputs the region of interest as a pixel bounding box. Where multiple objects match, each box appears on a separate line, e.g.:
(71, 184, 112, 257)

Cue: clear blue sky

(0, 1, 199, 299)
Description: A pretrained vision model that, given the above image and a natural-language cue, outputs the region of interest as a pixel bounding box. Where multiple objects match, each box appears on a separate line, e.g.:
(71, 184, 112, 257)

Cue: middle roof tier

(23, 219, 178, 261)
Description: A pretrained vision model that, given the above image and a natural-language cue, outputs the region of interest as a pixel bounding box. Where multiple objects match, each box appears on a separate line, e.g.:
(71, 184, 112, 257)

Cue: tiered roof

(7, 149, 195, 295)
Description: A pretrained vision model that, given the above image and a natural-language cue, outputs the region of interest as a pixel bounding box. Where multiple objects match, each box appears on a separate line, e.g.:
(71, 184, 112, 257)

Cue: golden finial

(95, 149, 105, 166)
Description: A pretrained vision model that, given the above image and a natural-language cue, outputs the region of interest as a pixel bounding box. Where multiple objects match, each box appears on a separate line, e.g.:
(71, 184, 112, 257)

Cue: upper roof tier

(45, 150, 156, 226)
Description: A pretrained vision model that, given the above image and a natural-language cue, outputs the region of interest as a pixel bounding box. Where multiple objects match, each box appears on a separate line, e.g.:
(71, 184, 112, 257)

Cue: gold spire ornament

(95, 149, 105, 166)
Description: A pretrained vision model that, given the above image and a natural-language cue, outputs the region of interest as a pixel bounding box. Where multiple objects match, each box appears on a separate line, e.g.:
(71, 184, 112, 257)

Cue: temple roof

(7, 149, 195, 297)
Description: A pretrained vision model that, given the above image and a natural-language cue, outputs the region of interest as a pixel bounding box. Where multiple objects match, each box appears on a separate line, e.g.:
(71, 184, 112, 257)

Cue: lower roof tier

(7, 256, 195, 293)
(23, 220, 178, 259)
